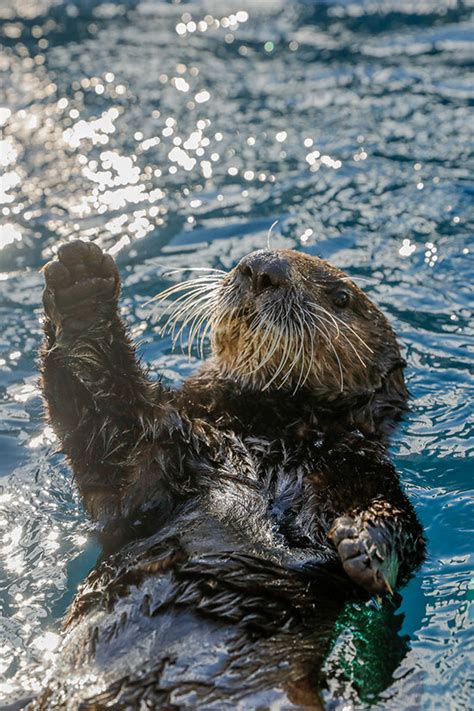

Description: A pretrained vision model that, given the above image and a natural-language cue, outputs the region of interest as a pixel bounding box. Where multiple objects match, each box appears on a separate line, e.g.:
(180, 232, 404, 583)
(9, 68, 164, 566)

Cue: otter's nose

(237, 251, 291, 295)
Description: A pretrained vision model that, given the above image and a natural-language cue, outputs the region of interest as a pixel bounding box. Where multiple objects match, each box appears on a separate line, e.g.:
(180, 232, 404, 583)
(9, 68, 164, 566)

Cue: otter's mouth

(212, 284, 334, 393)
(150, 250, 375, 395)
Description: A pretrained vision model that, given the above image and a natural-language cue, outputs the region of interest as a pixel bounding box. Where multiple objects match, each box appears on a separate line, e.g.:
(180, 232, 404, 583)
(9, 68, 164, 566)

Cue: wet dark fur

(34, 242, 425, 709)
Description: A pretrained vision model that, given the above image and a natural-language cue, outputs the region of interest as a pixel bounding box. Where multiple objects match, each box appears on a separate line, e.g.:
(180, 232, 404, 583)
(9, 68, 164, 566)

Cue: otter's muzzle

(237, 250, 291, 295)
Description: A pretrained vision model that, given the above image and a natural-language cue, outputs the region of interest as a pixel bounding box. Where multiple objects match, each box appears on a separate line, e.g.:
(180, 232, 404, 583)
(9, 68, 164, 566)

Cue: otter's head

(156, 249, 408, 428)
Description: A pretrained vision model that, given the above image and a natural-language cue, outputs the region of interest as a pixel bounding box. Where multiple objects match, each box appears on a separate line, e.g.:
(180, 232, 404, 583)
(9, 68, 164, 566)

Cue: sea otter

(33, 241, 425, 709)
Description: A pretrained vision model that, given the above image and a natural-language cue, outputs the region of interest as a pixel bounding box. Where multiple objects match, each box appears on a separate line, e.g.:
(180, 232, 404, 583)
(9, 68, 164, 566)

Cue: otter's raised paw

(328, 516, 398, 596)
(43, 240, 120, 328)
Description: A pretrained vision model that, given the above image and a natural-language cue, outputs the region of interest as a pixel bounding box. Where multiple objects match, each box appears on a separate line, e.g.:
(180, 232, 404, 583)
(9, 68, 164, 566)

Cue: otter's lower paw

(328, 516, 398, 596)
(43, 240, 120, 329)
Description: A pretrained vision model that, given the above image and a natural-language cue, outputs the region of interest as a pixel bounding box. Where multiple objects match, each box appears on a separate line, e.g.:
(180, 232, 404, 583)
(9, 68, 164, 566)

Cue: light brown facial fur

(210, 249, 403, 399)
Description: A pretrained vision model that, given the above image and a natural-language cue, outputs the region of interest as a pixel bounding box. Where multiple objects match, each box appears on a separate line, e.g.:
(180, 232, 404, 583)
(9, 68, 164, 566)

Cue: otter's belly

(198, 433, 337, 563)
(38, 447, 344, 708)
(42, 520, 349, 710)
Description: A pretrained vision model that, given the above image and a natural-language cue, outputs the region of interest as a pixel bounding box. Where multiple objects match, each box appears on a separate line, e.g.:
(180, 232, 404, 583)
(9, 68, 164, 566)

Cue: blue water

(0, 0, 472, 707)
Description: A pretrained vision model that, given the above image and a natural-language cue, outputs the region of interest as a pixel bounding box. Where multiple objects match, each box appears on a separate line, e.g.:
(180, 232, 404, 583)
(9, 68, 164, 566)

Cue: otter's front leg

(40, 240, 160, 521)
(328, 500, 425, 596)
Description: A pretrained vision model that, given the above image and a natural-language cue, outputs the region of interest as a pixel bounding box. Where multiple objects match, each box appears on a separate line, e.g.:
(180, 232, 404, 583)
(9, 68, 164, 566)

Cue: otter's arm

(326, 440, 425, 595)
(40, 241, 165, 521)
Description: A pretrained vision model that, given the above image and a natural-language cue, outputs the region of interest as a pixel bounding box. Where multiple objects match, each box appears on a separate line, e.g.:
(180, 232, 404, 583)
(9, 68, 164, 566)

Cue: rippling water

(0, 0, 473, 707)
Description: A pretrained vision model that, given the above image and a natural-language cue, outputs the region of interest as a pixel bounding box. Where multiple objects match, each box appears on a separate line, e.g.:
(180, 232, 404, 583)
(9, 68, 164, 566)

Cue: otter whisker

(305, 308, 345, 391)
(230, 300, 273, 372)
(280, 309, 305, 392)
(178, 309, 216, 356)
(185, 310, 209, 355)
(262, 313, 295, 391)
(210, 306, 235, 341)
(156, 281, 223, 305)
(300, 322, 316, 390)
(330, 342, 344, 392)
(169, 290, 220, 348)
(294, 312, 311, 392)
(307, 305, 366, 389)
(152, 276, 225, 299)
(158, 277, 222, 306)
(235, 307, 265, 356)
(237, 302, 284, 376)
(276, 299, 302, 388)
(306, 307, 338, 336)
(171, 302, 209, 349)
(187, 297, 220, 357)
(170, 310, 206, 350)
(161, 272, 225, 283)
(198, 311, 219, 359)
(162, 267, 227, 276)
(161, 282, 221, 314)
(241, 323, 279, 377)
(294, 310, 317, 392)
(258, 300, 291, 377)
(306, 303, 369, 370)
(336, 329, 368, 369)
(306, 308, 339, 352)
(266, 220, 279, 250)
(162, 286, 220, 336)
(251, 322, 282, 374)
(339, 275, 378, 284)
(307, 302, 341, 340)
(296, 305, 320, 391)
(321, 314, 370, 368)
(159, 284, 221, 347)
(234, 326, 262, 373)
(331, 314, 374, 354)
(148, 275, 224, 305)
(279, 321, 298, 389)
(153, 288, 222, 328)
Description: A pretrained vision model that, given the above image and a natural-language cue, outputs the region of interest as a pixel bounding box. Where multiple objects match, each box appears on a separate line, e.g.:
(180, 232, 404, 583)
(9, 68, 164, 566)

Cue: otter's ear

(351, 360, 408, 439)
(371, 362, 409, 438)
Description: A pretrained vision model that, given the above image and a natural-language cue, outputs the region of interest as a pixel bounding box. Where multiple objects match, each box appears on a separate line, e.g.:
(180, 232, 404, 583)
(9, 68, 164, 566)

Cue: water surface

(0, 0, 473, 707)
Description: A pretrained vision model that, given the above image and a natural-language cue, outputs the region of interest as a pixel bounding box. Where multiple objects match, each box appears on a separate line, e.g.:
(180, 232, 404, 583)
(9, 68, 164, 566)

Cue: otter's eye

(333, 290, 350, 308)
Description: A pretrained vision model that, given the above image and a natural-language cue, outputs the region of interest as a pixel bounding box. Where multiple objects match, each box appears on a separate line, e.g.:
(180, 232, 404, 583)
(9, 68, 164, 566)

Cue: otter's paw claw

(329, 516, 398, 596)
(43, 240, 120, 326)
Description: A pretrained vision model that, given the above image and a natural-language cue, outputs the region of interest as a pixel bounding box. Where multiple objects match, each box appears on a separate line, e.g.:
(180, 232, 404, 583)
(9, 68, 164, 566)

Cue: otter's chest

(202, 431, 336, 557)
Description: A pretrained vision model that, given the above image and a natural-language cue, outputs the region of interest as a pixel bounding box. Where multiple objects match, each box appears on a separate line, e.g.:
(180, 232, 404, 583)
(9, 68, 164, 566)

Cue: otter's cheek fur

(213, 325, 379, 398)
(205, 248, 405, 402)
(37, 242, 424, 709)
